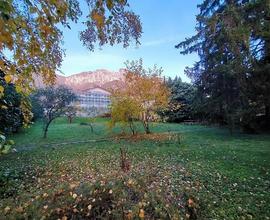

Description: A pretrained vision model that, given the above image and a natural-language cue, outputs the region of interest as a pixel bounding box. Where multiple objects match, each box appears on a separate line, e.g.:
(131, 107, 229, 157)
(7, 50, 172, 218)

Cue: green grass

(1, 118, 270, 219)
(9, 117, 112, 147)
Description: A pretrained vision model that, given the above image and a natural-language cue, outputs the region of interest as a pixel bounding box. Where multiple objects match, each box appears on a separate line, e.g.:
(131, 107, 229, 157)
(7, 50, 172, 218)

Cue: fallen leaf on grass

(139, 209, 145, 219)
(87, 204, 92, 210)
(4, 206, 11, 214)
(15, 206, 24, 213)
(188, 198, 194, 207)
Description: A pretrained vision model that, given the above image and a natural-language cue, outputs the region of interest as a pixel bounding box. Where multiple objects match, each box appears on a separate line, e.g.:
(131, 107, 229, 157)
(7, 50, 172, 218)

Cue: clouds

(143, 37, 180, 47)
(144, 39, 169, 47)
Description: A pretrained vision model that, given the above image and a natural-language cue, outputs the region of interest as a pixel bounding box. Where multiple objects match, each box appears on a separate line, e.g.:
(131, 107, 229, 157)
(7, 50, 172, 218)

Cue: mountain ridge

(35, 69, 125, 92)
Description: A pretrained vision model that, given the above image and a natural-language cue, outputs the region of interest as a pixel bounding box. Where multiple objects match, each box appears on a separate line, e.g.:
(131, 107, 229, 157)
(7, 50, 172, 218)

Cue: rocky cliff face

(35, 69, 125, 92)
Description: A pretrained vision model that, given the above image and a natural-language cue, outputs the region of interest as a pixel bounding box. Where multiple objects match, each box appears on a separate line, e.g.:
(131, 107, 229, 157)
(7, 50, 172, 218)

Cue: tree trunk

(120, 147, 130, 172)
(265, 104, 270, 128)
(142, 111, 151, 134)
(229, 119, 233, 136)
(129, 120, 136, 135)
(89, 123, 94, 133)
(43, 123, 49, 138)
(43, 120, 53, 138)
(142, 121, 150, 134)
(145, 125, 150, 134)
(68, 116, 72, 124)
(264, 37, 270, 128)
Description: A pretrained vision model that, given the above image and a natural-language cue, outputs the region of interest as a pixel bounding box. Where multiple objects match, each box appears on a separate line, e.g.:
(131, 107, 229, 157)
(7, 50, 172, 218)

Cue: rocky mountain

(35, 69, 125, 92)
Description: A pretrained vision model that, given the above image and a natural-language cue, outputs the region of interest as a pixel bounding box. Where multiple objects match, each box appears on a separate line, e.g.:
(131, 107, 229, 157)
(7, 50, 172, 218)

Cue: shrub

(0, 134, 14, 155)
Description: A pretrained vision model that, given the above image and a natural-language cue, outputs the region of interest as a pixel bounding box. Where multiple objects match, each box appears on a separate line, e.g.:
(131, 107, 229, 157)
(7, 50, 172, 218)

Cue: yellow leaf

(91, 11, 104, 28)
(42, 193, 48, 198)
(18, 59, 26, 65)
(41, 25, 51, 35)
(126, 210, 133, 220)
(69, 183, 77, 189)
(0, 85, 4, 94)
(106, 0, 114, 9)
(15, 85, 22, 93)
(15, 206, 24, 213)
(127, 179, 133, 186)
(4, 206, 11, 214)
(0, 59, 4, 67)
(139, 209, 145, 219)
(4, 74, 12, 83)
(118, 0, 126, 5)
(9, 65, 16, 74)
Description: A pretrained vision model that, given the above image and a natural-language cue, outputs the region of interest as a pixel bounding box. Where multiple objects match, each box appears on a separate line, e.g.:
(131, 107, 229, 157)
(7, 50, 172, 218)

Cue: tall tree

(176, 0, 270, 132)
(245, 0, 270, 130)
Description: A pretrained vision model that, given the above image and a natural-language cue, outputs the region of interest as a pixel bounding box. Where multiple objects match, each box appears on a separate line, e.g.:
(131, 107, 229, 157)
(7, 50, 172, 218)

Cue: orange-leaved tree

(0, 0, 142, 137)
(110, 59, 170, 134)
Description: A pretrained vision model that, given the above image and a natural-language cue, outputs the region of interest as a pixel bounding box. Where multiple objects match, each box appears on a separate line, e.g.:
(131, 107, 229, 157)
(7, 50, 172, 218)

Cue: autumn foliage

(110, 59, 170, 134)
(0, 0, 141, 100)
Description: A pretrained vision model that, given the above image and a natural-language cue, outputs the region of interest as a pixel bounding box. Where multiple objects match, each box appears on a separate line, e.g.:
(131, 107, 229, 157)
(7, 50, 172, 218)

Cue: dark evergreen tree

(0, 70, 23, 134)
(176, 0, 270, 133)
(159, 77, 196, 122)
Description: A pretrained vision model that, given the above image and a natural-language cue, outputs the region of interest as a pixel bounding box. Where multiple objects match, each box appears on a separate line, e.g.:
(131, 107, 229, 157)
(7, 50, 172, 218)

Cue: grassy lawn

(0, 118, 269, 219)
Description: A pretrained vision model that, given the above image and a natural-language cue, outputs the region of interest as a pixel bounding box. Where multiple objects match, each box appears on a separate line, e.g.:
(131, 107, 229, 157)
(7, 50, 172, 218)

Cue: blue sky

(59, 0, 201, 82)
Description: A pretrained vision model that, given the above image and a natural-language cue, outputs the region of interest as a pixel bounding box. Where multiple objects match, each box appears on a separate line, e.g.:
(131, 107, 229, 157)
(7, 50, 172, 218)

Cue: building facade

(77, 87, 111, 116)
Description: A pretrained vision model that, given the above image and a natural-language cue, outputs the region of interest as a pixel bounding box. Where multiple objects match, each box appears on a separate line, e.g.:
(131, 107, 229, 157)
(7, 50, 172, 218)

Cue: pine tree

(177, 0, 270, 132)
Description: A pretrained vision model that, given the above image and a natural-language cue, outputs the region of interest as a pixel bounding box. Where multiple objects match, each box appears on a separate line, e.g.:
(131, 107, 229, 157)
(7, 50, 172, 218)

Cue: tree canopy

(109, 96, 140, 135)
(0, 0, 142, 96)
(159, 76, 196, 123)
(31, 86, 76, 138)
(110, 59, 169, 134)
(176, 0, 270, 132)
